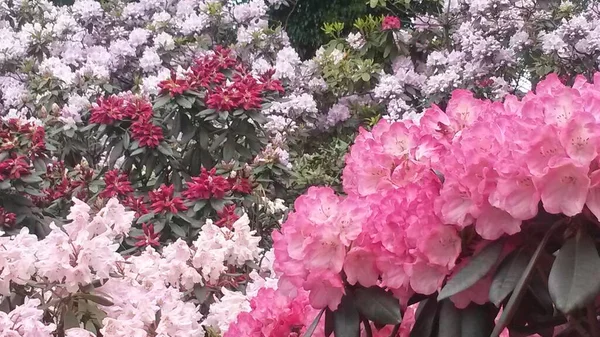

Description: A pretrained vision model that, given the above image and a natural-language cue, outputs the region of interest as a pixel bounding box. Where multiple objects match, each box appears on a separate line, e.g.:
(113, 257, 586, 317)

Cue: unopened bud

(51, 103, 60, 114)
(39, 106, 47, 118)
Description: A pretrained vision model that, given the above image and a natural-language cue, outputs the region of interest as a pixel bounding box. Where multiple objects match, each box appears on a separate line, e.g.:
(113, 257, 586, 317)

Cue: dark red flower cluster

(158, 71, 191, 97)
(215, 204, 239, 228)
(88, 94, 164, 149)
(149, 184, 188, 214)
(0, 119, 46, 158)
(123, 195, 149, 217)
(228, 175, 253, 194)
(89, 96, 126, 125)
(35, 161, 94, 206)
(0, 207, 16, 228)
(158, 46, 284, 112)
(0, 154, 30, 181)
(183, 168, 231, 200)
(134, 223, 161, 247)
(101, 169, 133, 198)
(123, 97, 154, 121)
(382, 15, 401, 30)
(131, 119, 164, 148)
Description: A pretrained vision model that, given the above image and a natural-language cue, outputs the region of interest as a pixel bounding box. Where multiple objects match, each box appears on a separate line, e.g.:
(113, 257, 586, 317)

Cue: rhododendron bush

(226, 73, 600, 337)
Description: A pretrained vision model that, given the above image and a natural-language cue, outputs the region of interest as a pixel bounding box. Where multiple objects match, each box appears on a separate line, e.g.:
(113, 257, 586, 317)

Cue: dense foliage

(4, 0, 600, 336)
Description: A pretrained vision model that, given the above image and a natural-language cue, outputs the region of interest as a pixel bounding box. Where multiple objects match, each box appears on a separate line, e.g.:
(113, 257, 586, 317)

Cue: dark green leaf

(63, 309, 80, 329)
(490, 221, 562, 337)
(223, 137, 236, 162)
(247, 111, 268, 124)
(438, 241, 503, 301)
(303, 308, 326, 337)
(109, 140, 124, 168)
(136, 212, 155, 224)
(157, 143, 174, 157)
(33, 158, 46, 173)
(325, 309, 334, 337)
(79, 294, 114, 306)
(410, 298, 438, 337)
(193, 284, 210, 303)
(354, 286, 402, 325)
(334, 295, 360, 337)
(176, 96, 193, 109)
(548, 229, 600, 313)
(489, 248, 530, 306)
(210, 132, 228, 152)
(153, 95, 171, 109)
(170, 222, 187, 237)
(437, 300, 460, 337)
(20, 175, 43, 184)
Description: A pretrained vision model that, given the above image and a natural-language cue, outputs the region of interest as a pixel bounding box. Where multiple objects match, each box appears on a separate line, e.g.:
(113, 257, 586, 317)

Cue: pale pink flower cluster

(0, 299, 56, 336)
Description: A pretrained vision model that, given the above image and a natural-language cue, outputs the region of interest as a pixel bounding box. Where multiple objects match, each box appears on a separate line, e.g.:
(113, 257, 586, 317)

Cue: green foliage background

(270, 0, 385, 59)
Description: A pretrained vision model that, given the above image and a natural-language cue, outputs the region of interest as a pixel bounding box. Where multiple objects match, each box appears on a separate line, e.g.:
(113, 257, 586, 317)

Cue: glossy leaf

(410, 298, 438, 337)
(334, 295, 360, 337)
(354, 286, 402, 325)
(437, 301, 493, 337)
(548, 229, 600, 313)
(438, 240, 503, 301)
(490, 221, 562, 337)
(489, 248, 529, 306)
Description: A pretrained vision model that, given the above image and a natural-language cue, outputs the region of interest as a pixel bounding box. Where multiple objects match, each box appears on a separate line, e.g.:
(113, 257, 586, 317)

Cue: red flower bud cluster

(89, 95, 164, 149)
(0, 207, 16, 228)
(101, 169, 134, 199)
(382, 15, 401, 30)
(149, 184, 188, 214)
(157, 46, 284, 112)
(182, 168, 253, 201)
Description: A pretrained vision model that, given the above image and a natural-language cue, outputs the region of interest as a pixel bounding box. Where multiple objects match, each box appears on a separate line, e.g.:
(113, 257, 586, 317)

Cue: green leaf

(325, 309, 334, 337)
(361, 73, 371, 82)
(20, 175, 43, 184)
(79, 294, 114, 306)
(437, 301, 493, 337)
(548, 229, 600, 314)
(490, 221, 563, 337)
(223, 137, 236, 162)
(170, 222, 187, 237)
(437, 300, 460, 337)
(176, 96, 193, 109)
(33, 158, 46, 173)
(136, 212, 155, 224)
(63, 309, 80, 329)
(333, 295, 360, 337)
(157, 143, 174, 157)
(303, 308, 326, 337)
(409, 298, 438, 337)
(109, 140, 124, 168)
(354, 286, 402, 325)
(438, 240, 503, 301)
(489, 248, 530, 306)
(153, 95, 171, 109)
(193, 284, 210, 303)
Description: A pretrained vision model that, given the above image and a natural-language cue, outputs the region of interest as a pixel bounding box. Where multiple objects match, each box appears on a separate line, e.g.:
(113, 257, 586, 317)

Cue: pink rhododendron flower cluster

(273, 72, 600, 315)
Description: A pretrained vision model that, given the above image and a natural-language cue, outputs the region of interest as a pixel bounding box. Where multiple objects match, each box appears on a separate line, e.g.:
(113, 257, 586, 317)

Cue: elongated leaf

(354, 286, 402, 325)
(334, 295, 360, 337)
(303, 308, 325, 337)
(438, 241, 503, 301)
(438, 301, 493, 337)
(437, 300, 461, 337)
(63, 309, 80, 329)
(548, 229, 600, 313)
(490, 221, 562, 337)
(489, 248, 529, 306)
(325, 309, 334, 337)
(459, 305, 493, 337)
(109, 140, 124, 168)
(153, 95, 171, 109)
(79, 294, 114, 306)
(136, 212, 155, 224)
(176, 96, 193, 109)
(410, 298, 438, 337)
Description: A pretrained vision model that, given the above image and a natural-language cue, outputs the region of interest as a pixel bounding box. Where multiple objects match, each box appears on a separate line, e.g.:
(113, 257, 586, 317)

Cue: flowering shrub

(232, 73, 600, 337)
(0, 195, 276, 336)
